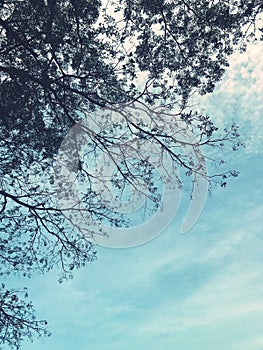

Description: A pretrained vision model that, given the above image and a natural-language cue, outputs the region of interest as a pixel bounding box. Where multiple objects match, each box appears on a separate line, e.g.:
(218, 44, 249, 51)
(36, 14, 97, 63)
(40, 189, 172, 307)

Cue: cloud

(237, 335, 263, 350)
(123, 260, 263, 350)
(194, 41, 263, 155)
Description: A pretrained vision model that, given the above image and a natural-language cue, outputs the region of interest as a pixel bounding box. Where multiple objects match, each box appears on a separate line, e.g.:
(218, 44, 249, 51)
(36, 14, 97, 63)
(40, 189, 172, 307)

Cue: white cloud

(126, 263, 263, 346)
(237, 335, 263, 350)
(194, 41, 263, 155)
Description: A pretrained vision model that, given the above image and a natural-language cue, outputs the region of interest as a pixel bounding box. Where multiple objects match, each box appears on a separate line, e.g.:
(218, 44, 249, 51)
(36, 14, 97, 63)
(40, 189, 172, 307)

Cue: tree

(0, 0, 262, 348)
(0, 283, 50, 349)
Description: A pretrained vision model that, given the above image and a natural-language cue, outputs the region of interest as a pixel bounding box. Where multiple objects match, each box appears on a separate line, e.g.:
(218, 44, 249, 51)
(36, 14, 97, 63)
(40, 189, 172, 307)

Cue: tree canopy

(0, 0, 262, 348)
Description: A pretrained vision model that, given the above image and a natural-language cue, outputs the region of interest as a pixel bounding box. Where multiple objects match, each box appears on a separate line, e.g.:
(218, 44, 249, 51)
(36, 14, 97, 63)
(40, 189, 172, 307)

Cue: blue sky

(4, 42, 263, 350)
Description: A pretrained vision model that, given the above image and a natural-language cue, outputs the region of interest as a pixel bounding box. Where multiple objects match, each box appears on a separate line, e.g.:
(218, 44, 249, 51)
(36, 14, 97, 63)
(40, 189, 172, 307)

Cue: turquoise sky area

(3, 41, 263, 350)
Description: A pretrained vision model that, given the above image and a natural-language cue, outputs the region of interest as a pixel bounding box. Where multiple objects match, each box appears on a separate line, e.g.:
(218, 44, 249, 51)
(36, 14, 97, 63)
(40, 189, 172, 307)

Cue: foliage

(0, 0, 262, 348)
(0, 283, 51, 350)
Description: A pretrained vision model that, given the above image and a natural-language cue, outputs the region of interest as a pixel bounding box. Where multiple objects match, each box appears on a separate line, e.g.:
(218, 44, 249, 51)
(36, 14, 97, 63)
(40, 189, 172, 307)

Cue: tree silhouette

(0, 0, 262, 348)
(0, 283, 50, 350)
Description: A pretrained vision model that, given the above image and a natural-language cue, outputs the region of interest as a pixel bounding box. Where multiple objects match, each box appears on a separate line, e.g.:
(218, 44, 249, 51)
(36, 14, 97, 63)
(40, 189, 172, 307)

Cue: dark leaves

(0, 284, 51, 350)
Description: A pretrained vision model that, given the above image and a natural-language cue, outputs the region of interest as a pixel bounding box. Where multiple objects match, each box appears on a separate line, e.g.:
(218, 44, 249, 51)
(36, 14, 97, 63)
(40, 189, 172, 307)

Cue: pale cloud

(127, 263, 263, 342)
(237, 335, 263, 350)
(223, 41, 263, 95)
(194, 41, 263, 155)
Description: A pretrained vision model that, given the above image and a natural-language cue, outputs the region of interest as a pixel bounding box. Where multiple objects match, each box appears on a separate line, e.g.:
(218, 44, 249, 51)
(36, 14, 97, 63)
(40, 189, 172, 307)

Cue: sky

(3, 37, 263, 350)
